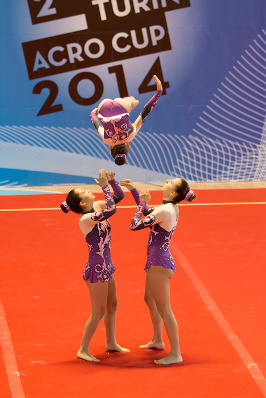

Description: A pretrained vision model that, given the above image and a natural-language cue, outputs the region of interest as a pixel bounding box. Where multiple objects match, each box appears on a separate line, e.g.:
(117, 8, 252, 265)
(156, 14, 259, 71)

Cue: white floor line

(0, 202, 265, 212)
(0, 300, 25, 398)
(171, 242, 266, 398)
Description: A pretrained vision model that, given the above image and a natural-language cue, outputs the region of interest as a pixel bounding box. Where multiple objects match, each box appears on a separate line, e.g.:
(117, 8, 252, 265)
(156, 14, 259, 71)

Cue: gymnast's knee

(155, 303, 172, 319)
(144, 293, 154, 308)
(91, 306, 106, 320)
(106, 297, 118, 314)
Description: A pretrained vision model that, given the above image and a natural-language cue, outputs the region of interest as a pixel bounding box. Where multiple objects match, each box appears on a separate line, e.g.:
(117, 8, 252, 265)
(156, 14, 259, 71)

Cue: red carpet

(0, 188, 265, 397)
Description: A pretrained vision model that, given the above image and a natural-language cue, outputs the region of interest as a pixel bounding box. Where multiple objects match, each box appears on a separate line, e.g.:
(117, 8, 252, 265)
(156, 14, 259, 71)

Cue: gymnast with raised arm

(90, 75, 163, 166)
(60, 170, 129, 362)
(120, 178, 196, 365)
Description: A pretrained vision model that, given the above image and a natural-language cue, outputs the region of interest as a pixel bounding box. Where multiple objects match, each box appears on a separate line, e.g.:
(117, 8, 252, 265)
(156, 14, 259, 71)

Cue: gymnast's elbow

(129, 224, 139, 231)
(111, 207, 117, 216)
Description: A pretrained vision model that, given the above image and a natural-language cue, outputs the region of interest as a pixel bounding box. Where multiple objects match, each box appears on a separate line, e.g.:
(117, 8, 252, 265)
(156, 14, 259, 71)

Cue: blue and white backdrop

(0, 0, 265, 186)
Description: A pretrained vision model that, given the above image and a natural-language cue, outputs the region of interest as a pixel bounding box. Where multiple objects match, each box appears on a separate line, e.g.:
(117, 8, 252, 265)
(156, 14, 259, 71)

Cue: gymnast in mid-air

(90, 75, 163, 166)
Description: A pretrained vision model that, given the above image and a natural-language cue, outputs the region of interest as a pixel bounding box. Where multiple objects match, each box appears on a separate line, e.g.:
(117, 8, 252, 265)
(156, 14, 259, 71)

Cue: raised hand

(94, 169, 108, 187)
(154, 75, 162, 91)
(106, 171, 116, 181)
(119, 179, 135, 191)
(139, 189, 151, 203)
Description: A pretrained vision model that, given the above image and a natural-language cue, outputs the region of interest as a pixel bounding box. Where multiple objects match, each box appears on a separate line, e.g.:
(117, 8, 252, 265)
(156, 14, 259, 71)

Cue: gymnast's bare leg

(140, 276, 165, 350)
(77, 279, 107, 362)
(104, 277, 130, 352)
(145, 266, 183, 365)
(77, 278, 129, 362)
(97, 96, 139, 114)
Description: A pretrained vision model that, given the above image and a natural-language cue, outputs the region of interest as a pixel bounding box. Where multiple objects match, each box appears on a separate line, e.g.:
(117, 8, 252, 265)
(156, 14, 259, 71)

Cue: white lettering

(111, 0, 131, 17)
(112, 32, 131, 53)
(31, 23, 166, 74)
(33, 51, 50, 71)
(131, 28, 149, 49)
(36, 0, 57, 18)
(133, 0, 150, 13)
(150, 25, 165, 46)
(92, 0, 109, 21)
(112, 25, 164, 53)
(84, 39, 105, 58)
(67, 43, 84, 63)
(48, 46, 66, 66)
(91, 0, 173, 21)
(151, 0, 159, 8)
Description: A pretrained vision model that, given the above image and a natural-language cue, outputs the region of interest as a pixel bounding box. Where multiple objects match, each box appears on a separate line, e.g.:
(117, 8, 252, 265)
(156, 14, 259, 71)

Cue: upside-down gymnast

(120, 178, 196, 365)
(60, 170, 129, 362)
(90, 75, 163, 166)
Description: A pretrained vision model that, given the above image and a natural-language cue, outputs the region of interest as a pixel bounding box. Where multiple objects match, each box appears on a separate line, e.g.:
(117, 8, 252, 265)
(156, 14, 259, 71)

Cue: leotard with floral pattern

(82, 180, 124, 283)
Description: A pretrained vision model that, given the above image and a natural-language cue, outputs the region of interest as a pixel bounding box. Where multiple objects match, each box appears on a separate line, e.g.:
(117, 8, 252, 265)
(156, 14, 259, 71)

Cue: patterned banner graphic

(0, 0, 265, 186)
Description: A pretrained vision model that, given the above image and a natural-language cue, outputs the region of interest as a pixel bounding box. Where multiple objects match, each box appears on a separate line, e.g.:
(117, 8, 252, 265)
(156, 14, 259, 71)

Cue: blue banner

(0, 0, 265, 186)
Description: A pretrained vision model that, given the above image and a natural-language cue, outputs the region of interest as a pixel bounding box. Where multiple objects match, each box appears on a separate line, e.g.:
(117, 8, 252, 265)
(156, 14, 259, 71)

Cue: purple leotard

(145, 224, 176, 272)
(90, 90, 163, 144)
(83, 217, 115, 283)
(130, 201, 176, 272)
(90, 101, 134, 144)
(98, 101, 134, 143)
(82, 181, 124, 283)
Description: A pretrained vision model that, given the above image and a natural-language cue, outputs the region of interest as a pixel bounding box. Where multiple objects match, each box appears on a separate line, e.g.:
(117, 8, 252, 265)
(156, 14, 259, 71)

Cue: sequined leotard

(90, 90, 163, 145)
(130, 199, 178, 272)
(82, 180, 124, 283)
(145, 223, 176, 272)
(83, 216, 115, 283)
(97, 101, 134, 144)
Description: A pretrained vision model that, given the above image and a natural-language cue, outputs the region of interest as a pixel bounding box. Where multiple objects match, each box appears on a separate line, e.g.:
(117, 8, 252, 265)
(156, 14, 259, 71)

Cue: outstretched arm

(130, 201, 165, 231)
(80, 170, 116, 227)
(107, 171, 125, 204)
(120, 180, 153, 215)
(91, 184, 117, 222)
(129, 190, 164, 230)
(132, 75, 163, 134)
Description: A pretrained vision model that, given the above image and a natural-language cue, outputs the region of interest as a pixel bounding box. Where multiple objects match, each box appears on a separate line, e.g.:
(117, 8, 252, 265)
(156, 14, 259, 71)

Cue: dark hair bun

(60, 201, 72, 213)
(115, 157, 126, 166)
(187, 192, 196, 202)
(111, 144, 128, 166)
(60, 203, 68, 213)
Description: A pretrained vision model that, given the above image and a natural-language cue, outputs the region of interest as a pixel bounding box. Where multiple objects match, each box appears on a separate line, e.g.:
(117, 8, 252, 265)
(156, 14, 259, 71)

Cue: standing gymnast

(60, 170, 129, 362)
(120, 178, 196, 365)
(90, 75, 163, 166)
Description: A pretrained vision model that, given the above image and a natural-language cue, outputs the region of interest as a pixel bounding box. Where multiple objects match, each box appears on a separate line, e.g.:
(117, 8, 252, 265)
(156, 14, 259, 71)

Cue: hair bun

(115, 154, 126, 166)
(188, 192, 196, 202)
(60, 201, 71, 213)
(185, 190, 194, 201)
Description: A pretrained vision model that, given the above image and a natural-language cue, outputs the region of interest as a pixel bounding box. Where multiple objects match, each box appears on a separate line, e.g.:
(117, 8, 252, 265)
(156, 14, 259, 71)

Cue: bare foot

(154, 354, 183, 365)
(140, 341, 164, 350)
(106, 343, 130, 352)
(77, 349, 100, 362)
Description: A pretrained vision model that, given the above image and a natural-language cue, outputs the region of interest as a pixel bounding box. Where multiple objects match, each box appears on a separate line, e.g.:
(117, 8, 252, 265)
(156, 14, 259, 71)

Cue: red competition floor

(0, 188, 265, 398)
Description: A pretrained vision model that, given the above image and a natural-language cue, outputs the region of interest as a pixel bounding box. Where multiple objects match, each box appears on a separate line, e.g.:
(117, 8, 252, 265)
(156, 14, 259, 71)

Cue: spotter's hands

(139, 189, 151, 203)
(106, 171, 116, 181)
(94, 169, 108, 187)
(119, 179, 135, 191)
